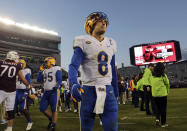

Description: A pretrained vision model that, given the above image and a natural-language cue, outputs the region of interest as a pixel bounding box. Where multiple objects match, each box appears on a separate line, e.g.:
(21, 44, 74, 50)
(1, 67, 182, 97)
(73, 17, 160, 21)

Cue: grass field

(0, 88, 187, 131)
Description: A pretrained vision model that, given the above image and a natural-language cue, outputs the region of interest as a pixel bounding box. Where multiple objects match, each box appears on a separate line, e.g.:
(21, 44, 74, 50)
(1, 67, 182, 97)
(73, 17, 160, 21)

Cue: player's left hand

(71, 84, 84, 102)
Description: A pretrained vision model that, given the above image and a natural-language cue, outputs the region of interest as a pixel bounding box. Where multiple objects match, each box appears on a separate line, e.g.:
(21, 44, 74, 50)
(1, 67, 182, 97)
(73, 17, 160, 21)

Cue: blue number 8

(97, 51, 108, 76)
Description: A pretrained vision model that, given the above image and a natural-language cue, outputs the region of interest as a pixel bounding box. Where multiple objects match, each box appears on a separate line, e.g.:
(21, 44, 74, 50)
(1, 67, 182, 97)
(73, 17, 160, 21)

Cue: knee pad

(6, 110, 15, 120)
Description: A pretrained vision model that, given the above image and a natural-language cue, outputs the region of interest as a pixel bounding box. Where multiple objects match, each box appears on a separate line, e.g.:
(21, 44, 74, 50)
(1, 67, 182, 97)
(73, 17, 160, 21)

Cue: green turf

(1, 88, 187, 131)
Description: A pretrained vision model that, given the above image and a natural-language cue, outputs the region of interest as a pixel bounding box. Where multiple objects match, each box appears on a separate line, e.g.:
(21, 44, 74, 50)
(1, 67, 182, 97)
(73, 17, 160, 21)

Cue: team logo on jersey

(86, 41, 91, 44)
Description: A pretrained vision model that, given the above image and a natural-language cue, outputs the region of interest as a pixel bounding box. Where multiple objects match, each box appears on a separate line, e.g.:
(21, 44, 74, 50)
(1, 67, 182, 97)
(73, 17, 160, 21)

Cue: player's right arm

(68, 47, 83, 88)
(68, 38, 84, 102)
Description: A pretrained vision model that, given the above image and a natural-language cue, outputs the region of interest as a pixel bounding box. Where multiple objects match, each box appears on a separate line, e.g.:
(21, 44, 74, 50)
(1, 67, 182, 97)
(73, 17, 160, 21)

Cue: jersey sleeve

(29, 69, 31, 75)
(73, 36, 84, 51)
(111, 38, 117, 55)
(26, 68, 31, 75)
(55, 66, 61, 71)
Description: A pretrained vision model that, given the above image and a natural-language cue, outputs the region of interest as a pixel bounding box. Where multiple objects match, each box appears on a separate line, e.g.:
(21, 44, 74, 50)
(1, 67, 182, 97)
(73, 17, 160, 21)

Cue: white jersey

(16, 68, 31, 90)
(78, 77, 82, 86)
(73, 35, 117, 86)
(29, 87, 36, 95)
(62, 80, 69, 91)
(43, 66, 61, 91)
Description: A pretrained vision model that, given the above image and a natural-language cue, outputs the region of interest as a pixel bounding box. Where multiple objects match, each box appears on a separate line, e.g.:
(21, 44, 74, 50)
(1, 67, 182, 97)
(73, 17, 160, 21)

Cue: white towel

(93, 85, 106, 114)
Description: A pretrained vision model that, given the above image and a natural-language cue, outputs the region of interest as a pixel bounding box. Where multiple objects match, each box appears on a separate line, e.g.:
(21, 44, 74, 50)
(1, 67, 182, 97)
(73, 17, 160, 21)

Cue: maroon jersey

(0, 60, 21, 92)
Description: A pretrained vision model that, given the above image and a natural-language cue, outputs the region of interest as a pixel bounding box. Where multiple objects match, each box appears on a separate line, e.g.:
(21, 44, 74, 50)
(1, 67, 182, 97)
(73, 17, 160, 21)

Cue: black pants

(73, 101, 78, 110)
(153, 96, 167, 125)
(139, 91, 145, 110)
(60, 93, 64, 103)
(134, 89, 139, 107)
(143, 85, 157, 115)
(143, 86, 152, 114)
(132, 91, 135, 105)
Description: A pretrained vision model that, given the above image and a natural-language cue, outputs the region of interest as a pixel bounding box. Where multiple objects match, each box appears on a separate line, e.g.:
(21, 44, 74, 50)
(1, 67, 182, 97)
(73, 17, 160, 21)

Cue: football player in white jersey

(37, 57, 62, 131)
(14, 59, 33, 130)
(68, 12, 118, 131)
(62, 78, 71, 112)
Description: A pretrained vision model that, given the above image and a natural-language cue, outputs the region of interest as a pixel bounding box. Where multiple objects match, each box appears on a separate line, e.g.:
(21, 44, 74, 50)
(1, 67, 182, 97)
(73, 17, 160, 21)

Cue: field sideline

(0, 88, 187, 131)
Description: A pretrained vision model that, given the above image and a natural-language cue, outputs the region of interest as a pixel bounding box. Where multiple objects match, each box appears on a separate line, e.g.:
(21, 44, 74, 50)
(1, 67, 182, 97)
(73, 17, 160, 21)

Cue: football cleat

(4, 127, 12, 131)
(26, 122, 33, 130)
(161, 124, 168, 128)
(47, 121, 52, 130)
(155, 119, 160, 126)
(0, 120, 7, 125)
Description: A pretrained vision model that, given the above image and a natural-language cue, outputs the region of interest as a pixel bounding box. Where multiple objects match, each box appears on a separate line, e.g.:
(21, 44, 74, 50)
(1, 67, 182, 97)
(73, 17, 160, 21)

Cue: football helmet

(19, 59, 26, 69)
(85, 12, 109, 34)
(6, 51, 19, 62)
(29, 94, 36, 99)
(44, 57, 56, 68)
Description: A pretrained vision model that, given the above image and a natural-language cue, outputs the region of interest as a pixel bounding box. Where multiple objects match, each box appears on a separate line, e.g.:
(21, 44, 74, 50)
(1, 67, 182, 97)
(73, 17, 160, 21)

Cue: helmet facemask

(44, 57, 56, 69)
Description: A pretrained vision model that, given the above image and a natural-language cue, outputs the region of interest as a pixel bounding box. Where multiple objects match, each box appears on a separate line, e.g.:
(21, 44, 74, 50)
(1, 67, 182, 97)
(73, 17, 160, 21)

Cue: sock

(51, 122, 56, 127)
(23, 110, 32, 123)
(48, 117, 52, 122)
(43, 112, 52, 121)
(27, 117, 32, 123)
(7, 126, 12, 130)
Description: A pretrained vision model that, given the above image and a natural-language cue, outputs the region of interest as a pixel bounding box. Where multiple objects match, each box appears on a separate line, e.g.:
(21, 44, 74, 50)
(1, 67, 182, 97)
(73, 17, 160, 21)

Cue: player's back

(0, 60, 21, 92)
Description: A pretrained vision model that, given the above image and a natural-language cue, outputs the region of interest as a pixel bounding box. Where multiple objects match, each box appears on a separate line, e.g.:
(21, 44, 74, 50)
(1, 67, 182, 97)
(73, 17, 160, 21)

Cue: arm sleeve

(132, 81, 136, 89)
(56, 70, 62, 88)
(137, 81, 140, 90)
(109, 38, 117, 55)
(143, 68, 151, 86)
(68, 47, 84, 88)
(113, 40, 117, 54)
(164, 74, 170, 94)
(110, 55, 119, 98)
(25, 73, 31, 84)
(37, 71, 43, 83)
